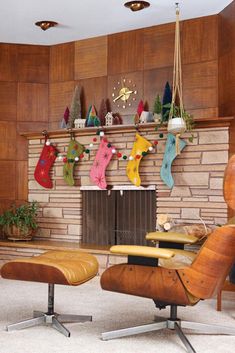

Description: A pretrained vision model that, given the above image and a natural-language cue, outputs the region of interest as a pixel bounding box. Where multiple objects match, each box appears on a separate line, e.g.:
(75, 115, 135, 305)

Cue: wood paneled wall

(0, 11, 232, 210)
(219, 0, 235, 156)
(49, 15, 219, 129)
(0, 44, 49, 212)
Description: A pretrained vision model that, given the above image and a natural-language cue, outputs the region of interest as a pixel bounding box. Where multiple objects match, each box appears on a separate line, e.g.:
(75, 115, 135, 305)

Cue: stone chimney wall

(28, 126, 229, 243)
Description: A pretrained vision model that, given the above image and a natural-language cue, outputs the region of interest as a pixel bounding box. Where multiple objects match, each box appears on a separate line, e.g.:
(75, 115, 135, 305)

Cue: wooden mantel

(21, 117, 234, 140)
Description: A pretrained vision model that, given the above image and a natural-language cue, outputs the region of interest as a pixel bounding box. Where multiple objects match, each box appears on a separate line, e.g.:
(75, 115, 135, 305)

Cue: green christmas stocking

(63, 139, 84, 186)
(160, 133, 186, 189)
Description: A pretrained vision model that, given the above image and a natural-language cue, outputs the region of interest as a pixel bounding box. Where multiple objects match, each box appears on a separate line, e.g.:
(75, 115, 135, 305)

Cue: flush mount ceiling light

(35, 20, 58, 31)
(124, 1, 150, 12)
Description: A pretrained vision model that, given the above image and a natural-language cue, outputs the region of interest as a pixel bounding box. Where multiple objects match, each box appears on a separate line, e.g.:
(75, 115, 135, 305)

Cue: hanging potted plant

(167, 4, 194, 145)
(0, 201, 39, 241)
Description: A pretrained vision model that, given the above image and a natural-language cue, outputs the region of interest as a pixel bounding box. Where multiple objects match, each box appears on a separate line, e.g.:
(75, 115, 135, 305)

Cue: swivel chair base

(101, 305, 235, 353)
(6, 284, 92, 337)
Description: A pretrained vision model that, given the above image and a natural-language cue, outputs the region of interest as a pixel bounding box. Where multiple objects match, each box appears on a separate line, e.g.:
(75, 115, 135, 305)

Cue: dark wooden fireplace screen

(82, 189, 156, 246)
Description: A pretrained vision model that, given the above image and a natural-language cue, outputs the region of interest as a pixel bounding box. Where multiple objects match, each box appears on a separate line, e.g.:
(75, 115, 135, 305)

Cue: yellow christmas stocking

(126, 133, 152, 187)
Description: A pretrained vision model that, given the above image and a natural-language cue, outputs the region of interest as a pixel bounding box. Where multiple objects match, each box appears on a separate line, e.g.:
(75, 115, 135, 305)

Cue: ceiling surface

(0, 0, 233, 46)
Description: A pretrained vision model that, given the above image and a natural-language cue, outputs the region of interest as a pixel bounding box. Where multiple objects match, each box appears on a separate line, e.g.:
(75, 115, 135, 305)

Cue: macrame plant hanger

(168, 3, 186, 155)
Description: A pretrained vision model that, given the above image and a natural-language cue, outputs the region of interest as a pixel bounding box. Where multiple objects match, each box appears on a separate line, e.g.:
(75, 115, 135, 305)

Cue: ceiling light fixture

(124, 1, 150, 12)
(35, 20, 58, 31)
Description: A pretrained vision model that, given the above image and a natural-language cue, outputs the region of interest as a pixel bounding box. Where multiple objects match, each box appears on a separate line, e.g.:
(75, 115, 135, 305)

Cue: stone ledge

(0, 239, 111, 255)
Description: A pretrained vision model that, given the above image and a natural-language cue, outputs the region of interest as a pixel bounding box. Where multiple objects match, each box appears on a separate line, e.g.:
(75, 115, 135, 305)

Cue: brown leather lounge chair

(100, 225, 235, 353)
(145, 154, 235, 312)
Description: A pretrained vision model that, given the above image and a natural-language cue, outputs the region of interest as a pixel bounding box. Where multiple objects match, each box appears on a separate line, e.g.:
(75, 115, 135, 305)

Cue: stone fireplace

(26, 121, 230, 244)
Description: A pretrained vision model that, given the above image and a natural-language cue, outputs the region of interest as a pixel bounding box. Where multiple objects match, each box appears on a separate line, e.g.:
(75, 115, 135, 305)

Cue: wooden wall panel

(17, 45, 49, 83)
(0, 44, 17, 81)
(17, 122, 49, 134)
(219, 1, 235, 158)
(144, 23, 175, 70)
(183, 61, 218, 89)
(0, 200, 13, 215)
(182, 15, 218, 64)
(17, 83, 48, 122)
(183, 87, 217, 110)
(16, 133, 28, 161)
(75, 36, 107, 80)
(144, 67, 173, 111)
(108, 30, 143, 75)
(183, 61, 218, 116)
(78, 76, 107, 117)
(186, 107, 218, 119)
(16, 161, 28, 201)
(0, 161, 16, 200)
(49, 81, 75, 123)
(0, 82, 17, 121)
(0, 122, 16, 160)
(50, 42, 75, 82)
(0, 44, 50, 206)
(219, 3, 235, 57)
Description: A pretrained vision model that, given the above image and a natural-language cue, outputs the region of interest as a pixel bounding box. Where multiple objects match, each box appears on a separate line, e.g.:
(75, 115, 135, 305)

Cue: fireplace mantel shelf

(21, 117, 234, 140)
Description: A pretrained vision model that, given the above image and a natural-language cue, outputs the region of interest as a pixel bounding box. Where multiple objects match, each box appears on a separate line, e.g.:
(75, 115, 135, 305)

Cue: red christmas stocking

(34, 139, 58, 189)
(90, 138, 114, 189)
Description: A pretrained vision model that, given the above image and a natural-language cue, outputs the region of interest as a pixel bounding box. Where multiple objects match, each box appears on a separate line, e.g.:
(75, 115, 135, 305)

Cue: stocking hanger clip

(42, 130, 49, 142)
(67, 128, 75, 140)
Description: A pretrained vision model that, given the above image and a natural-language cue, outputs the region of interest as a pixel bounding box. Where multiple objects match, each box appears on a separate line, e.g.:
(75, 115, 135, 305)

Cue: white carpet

(0, 276, 235, 353)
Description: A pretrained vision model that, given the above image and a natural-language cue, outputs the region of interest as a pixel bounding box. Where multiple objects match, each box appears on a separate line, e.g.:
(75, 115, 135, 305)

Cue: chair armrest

(110, 245, 175, 259)
(146, 231, 198, 244)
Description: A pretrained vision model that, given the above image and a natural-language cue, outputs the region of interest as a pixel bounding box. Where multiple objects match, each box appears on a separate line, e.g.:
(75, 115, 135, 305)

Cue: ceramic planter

(167, 117, 186, 135)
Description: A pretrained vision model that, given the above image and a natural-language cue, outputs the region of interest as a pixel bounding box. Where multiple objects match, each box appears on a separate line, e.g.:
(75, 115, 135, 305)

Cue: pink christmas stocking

(90, 138, 114, 189)
(34, 139, 58, 189)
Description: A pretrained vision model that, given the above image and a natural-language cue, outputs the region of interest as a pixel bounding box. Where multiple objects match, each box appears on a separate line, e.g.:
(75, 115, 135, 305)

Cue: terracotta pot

(167, 117, 186, 135)
(4, 225, 34, 241)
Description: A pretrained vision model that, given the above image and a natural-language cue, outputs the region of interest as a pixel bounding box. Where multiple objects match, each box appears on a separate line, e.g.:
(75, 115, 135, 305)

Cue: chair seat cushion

(1, 250, 99, 286)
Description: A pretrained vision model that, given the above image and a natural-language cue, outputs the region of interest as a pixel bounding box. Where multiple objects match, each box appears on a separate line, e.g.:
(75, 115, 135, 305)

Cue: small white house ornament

(105, 112, 114, 126)
(74, 119, 86, 129)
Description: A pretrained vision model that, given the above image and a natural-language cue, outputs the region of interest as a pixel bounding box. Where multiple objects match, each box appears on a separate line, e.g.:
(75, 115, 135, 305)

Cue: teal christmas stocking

(160, 133, 186, 188)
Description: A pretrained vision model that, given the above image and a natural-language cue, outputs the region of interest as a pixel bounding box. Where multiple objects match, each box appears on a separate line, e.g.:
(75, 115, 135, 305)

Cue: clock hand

(113, 93, 124, 102)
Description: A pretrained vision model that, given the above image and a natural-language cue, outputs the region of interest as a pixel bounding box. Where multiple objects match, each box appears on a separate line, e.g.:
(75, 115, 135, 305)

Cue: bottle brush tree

(68, 85, 82, 128)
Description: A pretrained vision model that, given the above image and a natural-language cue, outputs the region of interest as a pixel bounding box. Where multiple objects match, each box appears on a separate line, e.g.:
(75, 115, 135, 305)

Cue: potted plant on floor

(0, 201, 39, 241)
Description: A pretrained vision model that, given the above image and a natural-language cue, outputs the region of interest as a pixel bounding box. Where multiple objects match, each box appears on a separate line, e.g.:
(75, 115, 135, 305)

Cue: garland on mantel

(33, 128, 163, 189)
(45, 129, 161, 163)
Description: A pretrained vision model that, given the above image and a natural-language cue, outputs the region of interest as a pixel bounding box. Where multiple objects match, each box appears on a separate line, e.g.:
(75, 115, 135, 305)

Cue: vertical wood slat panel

(75, 36, 107, 80)
(17, 45, 49, 83)
(108, 30, 143, 75)
(50, 42, 75, 83)
(17, 83, 49, 122)
(0, 44, 18, 82)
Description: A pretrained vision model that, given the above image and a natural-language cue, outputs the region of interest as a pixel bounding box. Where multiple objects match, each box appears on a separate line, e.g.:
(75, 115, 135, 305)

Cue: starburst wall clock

(111, 77, 138, 110)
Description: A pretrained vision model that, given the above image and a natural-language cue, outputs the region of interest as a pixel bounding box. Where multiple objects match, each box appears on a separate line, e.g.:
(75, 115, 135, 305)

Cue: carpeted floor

(0, 276, 234, 353)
